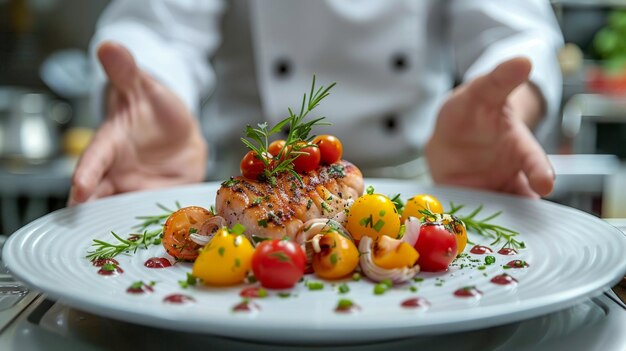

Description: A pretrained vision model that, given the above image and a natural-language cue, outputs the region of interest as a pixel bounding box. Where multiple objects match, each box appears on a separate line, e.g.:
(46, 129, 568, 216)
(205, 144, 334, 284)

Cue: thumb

(466, 57, 532, 107)
(97, 41, 141, 93)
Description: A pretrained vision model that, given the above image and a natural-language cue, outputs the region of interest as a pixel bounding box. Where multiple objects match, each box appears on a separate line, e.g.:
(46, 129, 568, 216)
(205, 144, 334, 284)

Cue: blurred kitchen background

(1, 0, 626, 234)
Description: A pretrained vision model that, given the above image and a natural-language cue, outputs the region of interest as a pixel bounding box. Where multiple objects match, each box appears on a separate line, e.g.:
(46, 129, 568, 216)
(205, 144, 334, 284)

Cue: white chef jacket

(91, 0, 563, 179)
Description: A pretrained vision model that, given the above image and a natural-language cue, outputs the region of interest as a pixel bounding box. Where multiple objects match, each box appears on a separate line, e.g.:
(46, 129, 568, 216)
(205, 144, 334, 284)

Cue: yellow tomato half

(401, 194, 444, 222)
(372, 235, 419, 269)
(346, 194, 401, 241)
(312, 230, 359, 280)
(192, 228, 255, 286)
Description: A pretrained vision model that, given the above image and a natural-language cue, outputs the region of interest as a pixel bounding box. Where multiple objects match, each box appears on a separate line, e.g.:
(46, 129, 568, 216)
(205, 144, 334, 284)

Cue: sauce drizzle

(497, 248, 518, 256)
(453, 286, 483, 298)
(144, 257, 172, 268)
(233, 300, 260, 312)
(505, 260, 529, 269)
(469, 245, 493, 255)
(400, 297, 430, 309)
(490, 274, 518, 285)
(163, 294, 195, 304)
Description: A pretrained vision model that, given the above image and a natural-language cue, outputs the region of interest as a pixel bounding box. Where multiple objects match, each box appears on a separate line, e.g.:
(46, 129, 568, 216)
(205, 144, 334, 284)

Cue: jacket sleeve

(449, 0, 564, 143)
(90, 0, 226, 117)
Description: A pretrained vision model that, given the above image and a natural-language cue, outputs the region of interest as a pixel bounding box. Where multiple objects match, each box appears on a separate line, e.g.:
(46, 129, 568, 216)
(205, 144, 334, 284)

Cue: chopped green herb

(410, 286, 418, 293)
(328, 164, 346, 178)
(330, 253, 339, 266)
(478, 265, 486, 270)
(129, 281, 144, 290)
(218, 247, 225, 256)
(270, 251, 291, 262)
(372, 219, 385, 232)
(234, 258, 241, 268)
(307, 281, 324, 290)
(485, 255, 496, 265)
(306, 199, 313, 210)
(379, 210, 386, 217)
(277, 292, 291, 298)
(366, 186, 375, 195)
(258, 288, 268, 298)
(102, 263, 116, 272)
(178, 273, 197, 289)
(257, 219, 268, 228)
(230, 223, 246, 236)
(380, 279, 393, 288)
(221, 178, 239, 187)
(352, 272, 362, 281)
(337, 298, 354, 309)
(359, 214, 374, 228)
(338, 283, 350, 294)
(373, 283, 388, 295)
(413, 277, 424, 283)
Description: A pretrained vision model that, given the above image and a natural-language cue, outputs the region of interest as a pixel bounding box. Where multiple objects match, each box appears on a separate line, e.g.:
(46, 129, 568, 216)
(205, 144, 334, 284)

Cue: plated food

(85, 77, 526, 310)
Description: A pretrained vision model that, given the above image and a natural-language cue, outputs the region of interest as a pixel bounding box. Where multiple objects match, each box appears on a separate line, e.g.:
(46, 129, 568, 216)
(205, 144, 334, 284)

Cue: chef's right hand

(68, 41, 208, 206)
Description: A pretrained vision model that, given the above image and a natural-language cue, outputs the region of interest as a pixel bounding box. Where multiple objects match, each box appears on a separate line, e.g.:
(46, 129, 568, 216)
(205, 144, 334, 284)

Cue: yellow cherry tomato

(346, 194, 401, 241)
(372, 235, 419, 269)
(312, 230, 359, 280)
(192, 228, 255, 286)
(443, 216, 468, 255)
(401, 194, 444, 222)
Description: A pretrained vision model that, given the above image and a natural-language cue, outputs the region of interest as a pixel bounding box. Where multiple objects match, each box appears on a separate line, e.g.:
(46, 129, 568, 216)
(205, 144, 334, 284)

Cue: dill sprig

(240, 76, 335, 185)
(85, 202, 180, 260)
(448, 202, 525, 250)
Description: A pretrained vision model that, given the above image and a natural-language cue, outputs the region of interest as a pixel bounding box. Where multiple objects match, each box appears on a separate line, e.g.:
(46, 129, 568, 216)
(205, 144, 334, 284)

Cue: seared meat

(215, 161, 364, 240)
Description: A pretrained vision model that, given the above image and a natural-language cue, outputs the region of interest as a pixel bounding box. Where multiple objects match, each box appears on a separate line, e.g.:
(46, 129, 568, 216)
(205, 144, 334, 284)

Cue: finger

(516, 126, 555, 197)
(466, 57, 532, 107)
(97, 41, 141, 93)
(69, 123, 117, 204)
(87, 178, 116, 202)
(500, 171, 540, 199)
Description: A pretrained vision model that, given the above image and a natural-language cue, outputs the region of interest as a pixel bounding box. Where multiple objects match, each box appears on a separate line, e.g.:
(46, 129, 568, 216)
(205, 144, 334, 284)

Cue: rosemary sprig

(240, 76, 335, 184)
(448, 202, 525, 250)
(85, 202, 180, 260)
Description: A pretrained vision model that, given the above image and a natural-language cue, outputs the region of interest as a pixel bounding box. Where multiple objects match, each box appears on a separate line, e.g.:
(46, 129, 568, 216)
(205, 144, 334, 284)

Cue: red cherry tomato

(240, 151, 270, 180)
(314, 135, 343, 164)
(414, 222, 458, 272)
(268, 140, 286, 157)
(292, 144, 321, 173)
(251, 239, 306, 289)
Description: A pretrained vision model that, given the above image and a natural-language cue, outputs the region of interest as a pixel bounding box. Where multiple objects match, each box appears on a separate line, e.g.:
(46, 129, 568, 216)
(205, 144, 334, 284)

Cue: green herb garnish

(86, 202, 180, 260)
(448, 202, 525, 250)
(240, 76, 335, 185)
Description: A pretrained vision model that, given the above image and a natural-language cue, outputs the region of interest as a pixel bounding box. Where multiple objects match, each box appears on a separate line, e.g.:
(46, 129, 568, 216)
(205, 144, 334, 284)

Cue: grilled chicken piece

(215, 161, 364, 240)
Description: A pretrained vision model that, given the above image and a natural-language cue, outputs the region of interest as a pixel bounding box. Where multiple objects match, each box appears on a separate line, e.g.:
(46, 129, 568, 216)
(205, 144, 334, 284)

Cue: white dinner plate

(4, 180, 626, 344)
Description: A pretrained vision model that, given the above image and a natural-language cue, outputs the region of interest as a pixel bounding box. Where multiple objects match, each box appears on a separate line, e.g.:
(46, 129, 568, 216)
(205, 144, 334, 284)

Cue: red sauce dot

(144, 257, 172, 268)
(469, 245, 493, 255)
(97, 266, 123, 276)
(163, 294, 194, 304)
(498, 248, 518, 256)
(233, 300, 260, 312)
(490, 274, 518, 285)
(335, 304, 360, 313)
(240, 287, 266, 298)
(505, 260, 529, 269)
(92, 258, 119, 267)
(126, 283, 154, 294)
(400, 297, 430, 309)
(453, 286, 482, 298)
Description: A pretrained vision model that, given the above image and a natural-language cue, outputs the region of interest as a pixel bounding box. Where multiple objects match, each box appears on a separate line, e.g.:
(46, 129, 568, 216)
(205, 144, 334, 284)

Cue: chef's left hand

(425, 57, 554, 198)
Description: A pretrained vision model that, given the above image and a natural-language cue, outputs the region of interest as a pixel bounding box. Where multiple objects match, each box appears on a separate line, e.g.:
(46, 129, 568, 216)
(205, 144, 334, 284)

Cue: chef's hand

(425, 57, 554, 198)
(68, 41, 207, 205)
